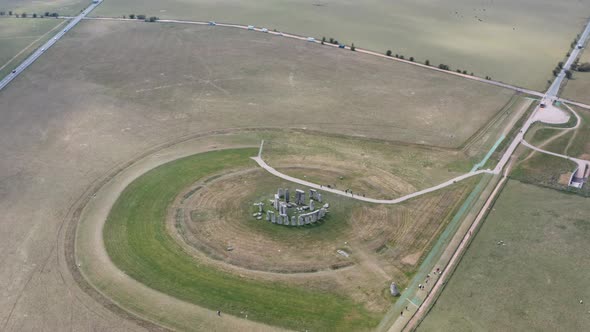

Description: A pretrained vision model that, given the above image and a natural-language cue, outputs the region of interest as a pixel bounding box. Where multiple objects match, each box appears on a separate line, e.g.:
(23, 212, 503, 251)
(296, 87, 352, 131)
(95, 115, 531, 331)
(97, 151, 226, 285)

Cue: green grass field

(0, 0, 88, 16)
(418, 180, 590, 331)
(562, 47, 590, 104)
(92, 0, 590, 90)
(103, 148, 379, 331)
(0, 18, 64, 77)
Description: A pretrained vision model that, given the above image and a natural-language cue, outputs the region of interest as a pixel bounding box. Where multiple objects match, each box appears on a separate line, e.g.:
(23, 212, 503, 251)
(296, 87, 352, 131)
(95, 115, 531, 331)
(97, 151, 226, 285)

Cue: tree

(438, 64, 449, 70)
(148, 16, 158, 22)
(462, 70, 467, 74)
(329, 37, 334, 44)
(0, 11, 5, 16)
(470, 72, 474, 76)
(456, 69, 462, 73)
(400, 55, 404, 59)
(409, 56, 414, 62)
(136, 14, 146, 20)
(321, 36, 326, 45)
(386, 50, 392, 56)
(565, 70, 573, 79)
(21, 12, 27, 18)
(32, 13, 37, 18)
(395, 54, 399, 58)
(9, 11, 12, 15)
(44, 12, 49, 16)
(558, 61, 564, 69)
(552, 69, 559, 77)
(129, 14, 135, 19)
(425, 59, 430, 66)
(350, 43, 356, 51)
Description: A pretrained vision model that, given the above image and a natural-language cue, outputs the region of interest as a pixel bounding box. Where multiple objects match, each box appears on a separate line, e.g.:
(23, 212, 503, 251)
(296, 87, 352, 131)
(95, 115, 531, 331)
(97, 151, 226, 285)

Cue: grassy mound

(103, 148, 379, 331)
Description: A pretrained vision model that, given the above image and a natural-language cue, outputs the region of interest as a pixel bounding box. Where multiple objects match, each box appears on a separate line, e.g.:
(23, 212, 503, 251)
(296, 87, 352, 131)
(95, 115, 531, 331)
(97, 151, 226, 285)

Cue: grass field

(104, 148, 380, 331)
(102, 146, 480, 330)
(0, 0, 88, 16)
(418, 180, 590, 331)
(511, 106, 589, 195)
(0, 18, 65, 78)
(9, 19, 513, 147)
(92, 0, 590, 90)
(562, 46, 590, 104)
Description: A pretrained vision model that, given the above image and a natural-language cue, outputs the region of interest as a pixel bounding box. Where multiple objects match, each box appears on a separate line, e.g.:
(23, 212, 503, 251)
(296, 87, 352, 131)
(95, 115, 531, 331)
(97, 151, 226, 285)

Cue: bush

(129, 14, 135, 19)
(425, 60, 430, 66)
(148, 16, 158, 22)
(136, 14, 146, 20)
(577, 62, 590, 72)
(409, 56, 414, 62)
(386, 50, 392, 56)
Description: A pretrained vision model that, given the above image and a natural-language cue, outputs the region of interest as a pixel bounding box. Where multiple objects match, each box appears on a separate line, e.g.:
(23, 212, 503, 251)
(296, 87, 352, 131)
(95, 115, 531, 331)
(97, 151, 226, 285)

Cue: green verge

(103, 148, 379, 331)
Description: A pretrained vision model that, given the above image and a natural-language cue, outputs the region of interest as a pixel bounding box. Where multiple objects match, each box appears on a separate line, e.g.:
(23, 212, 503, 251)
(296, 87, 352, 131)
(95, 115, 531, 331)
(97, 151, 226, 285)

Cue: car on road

(41, 48, 45, 51)
(11, 70, 16, 74)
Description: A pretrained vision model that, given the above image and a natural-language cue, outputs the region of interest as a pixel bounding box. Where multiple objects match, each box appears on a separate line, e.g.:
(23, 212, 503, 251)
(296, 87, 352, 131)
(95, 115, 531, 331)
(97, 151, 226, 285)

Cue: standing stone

(291, 216, 296, 226)
(295, 189, 305, 205)
(317, 193, 322, 203)
(258, 203, 263, 213)
(278, 188, 284, 198)
(390, 282, 400, 296)
(305, 215, 311, 225)
(279, 202, 287, 216)
(266, 210, 272, 221)
(271, 212, 276, 224)
(274, 194, 280, 210)
(319, 208, 326, 219)
(284, 189, 290, 203)
(311, 211, 318, 223)
(309, 200, 315, 211)
(298, 215, 304, 226)
(310, 189, 317, 200)
(277, 215, 283, 225)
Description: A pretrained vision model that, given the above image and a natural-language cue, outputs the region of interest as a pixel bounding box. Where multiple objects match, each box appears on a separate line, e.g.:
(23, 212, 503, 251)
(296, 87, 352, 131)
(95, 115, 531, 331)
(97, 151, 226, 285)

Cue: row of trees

(127, 14, 158, 22)
(0, 11, 59, 17)
(383, 50, 476, 76)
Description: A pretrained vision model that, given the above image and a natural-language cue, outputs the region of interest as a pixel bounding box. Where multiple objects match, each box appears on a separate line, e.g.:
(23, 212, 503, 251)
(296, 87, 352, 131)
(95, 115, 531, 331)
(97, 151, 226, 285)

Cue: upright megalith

(390, 282, 400, 296)
(285, 189, 290, 203)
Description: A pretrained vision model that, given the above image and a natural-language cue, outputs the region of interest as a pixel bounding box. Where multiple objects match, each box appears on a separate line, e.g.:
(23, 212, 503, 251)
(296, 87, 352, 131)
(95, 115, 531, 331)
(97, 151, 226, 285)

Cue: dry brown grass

(168, 165, 476, 314)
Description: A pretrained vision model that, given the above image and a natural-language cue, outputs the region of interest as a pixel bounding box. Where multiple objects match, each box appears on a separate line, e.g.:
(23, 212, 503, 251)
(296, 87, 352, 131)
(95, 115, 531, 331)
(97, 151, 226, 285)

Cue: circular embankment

(170, 167, 355, 273)
(74, 139, 380, 332)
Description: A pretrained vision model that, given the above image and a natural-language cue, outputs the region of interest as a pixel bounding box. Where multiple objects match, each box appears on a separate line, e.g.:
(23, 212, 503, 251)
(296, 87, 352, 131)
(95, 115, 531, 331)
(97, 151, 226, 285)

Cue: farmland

(0, 0, 88, 16)
(0, 3, 586, 332)
(0, 18, 65, 77)
(35, 19, 513, 147)
(92, 0, 590, 90)
(418, 180, 590, 331)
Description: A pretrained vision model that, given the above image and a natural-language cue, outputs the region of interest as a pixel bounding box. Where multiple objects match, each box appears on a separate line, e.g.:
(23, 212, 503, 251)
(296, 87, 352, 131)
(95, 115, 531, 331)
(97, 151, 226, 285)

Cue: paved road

(521, 139, 589, 166)
(252, 155, 495, 205)
(0, 1, 103, 91)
